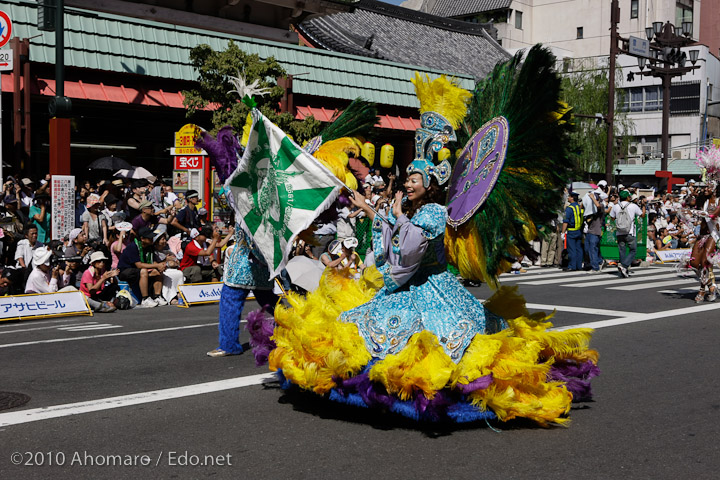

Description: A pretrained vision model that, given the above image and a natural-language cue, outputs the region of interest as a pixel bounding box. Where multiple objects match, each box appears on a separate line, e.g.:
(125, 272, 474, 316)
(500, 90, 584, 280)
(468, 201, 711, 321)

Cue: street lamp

(616, 12, 700, 191)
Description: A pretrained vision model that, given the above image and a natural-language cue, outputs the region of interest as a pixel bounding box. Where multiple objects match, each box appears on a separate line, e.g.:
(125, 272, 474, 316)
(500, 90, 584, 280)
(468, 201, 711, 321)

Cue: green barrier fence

(599, 216, 647, 261)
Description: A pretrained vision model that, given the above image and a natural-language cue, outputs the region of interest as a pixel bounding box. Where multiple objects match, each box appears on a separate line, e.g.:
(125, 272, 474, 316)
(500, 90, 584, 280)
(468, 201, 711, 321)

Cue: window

(676, 2, 693, 26)
(577, 27, 583, 39)
(619, 86, 663, 112)
(670, 81, 700, 114)
(630, 0, 639, 19)
(515, 11, 523, 29)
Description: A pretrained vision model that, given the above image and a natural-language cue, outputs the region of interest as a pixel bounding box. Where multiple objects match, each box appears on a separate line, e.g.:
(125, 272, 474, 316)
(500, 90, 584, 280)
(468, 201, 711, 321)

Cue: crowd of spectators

(547, 179, 716, 273)
(0, 174, 233, 310)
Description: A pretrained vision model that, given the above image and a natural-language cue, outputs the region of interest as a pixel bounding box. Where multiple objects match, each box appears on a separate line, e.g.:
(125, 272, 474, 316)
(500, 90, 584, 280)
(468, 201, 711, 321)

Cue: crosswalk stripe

(658, 287, 697, 294)
(517, 268, 671, 286)
(560, 272, 680, 288)
(59, 325, 123, 331)
(606, 279, 696, 291)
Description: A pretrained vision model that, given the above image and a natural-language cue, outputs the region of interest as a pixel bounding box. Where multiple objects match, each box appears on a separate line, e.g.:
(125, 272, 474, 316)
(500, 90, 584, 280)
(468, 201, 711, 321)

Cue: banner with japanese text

(0, 291, 92, 321)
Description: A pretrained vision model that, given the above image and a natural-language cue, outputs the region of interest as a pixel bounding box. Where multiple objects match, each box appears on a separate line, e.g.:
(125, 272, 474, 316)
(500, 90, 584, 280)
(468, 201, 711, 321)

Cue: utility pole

(606, 0, 620, 185)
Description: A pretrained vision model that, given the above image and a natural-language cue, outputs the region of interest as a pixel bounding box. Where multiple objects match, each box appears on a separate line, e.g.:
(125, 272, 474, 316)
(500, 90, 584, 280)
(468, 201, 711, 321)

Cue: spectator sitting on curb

(25, 246, 72, 294)
(179, 225, 221, 283)
(117, 226, 167, 308)
(80, 251, 119, 313)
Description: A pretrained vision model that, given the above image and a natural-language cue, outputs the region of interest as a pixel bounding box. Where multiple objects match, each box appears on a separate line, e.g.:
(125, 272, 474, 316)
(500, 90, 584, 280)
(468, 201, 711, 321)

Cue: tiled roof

(616, 159, 701, 176)
(299, 0, 509, 80)
(3, 0, 474, 108)
(430, 1, 513, 18)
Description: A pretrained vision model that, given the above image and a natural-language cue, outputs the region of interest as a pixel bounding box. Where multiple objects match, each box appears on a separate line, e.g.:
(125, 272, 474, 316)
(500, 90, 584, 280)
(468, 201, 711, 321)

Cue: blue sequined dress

(341, 203, 507, 362)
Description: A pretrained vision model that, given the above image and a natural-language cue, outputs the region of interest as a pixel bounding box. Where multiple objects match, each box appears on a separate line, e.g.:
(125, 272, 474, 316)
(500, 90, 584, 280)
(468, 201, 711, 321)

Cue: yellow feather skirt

(268, 267, 598, 426)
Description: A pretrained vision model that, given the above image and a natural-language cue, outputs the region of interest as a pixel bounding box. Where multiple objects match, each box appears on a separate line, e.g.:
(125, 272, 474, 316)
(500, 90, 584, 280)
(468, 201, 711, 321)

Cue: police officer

(561, 192, 584, 271)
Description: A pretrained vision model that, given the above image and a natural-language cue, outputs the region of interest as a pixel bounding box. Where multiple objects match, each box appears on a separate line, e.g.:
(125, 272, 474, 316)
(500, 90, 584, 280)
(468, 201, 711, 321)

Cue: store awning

(296, 105, 420, 131)
(1, 73, 187, 108)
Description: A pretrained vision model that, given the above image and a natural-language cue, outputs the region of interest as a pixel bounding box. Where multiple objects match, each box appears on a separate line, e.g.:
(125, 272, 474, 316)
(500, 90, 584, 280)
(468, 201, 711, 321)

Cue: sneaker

(206, 348, 241, 357)
(695, 291, 706, 304)
(618, 265, 629, 278)
(154, 296, 168, 306)
(97, 301, 117, 313)
(707, 289, 717, 302)
(141, 297, 158, 308)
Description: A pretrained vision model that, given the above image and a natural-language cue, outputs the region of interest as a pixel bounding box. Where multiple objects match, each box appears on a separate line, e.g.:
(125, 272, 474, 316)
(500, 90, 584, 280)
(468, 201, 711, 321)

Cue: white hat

(89, 251, 108, 263)
(68, 228, 83, 243)
(32, 246, 53, 267)
(189, 228, 200, 239)
(689, 179, 696, 183)
(618, 184, 625, 190)
(597, 180, 608, 187)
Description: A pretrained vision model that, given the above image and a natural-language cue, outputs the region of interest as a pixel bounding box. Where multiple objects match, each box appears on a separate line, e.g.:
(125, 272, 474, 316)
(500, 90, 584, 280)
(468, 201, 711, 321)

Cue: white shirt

(610, 201, 643, 237)
(25, 267, 70, 294)
(14, 239, 39, 268)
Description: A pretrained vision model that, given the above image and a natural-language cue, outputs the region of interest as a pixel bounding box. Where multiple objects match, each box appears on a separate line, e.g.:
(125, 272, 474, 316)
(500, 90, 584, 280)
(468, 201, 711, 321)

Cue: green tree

(182, 41, 321, 141)
(561, 60, 634, 175)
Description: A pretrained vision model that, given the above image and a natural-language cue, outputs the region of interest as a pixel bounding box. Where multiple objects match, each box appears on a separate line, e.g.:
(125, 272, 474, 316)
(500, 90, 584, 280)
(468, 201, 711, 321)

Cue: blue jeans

(585, 233, 602, 271)
(567, 230, 583, 270)
(218, 285, 279, 354)
(616, 234, 637, 269)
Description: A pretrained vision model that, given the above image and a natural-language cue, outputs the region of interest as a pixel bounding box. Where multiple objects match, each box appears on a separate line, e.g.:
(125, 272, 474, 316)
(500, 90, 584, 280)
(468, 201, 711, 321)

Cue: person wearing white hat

(25, 246, 71, 294)
(110, 222, 133, 270)
(80, 251, 119, 313)
(320, 237, 364, 275)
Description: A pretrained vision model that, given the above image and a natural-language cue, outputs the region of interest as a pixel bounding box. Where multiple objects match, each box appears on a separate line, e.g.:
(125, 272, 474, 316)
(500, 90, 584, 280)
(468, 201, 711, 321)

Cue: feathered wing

(317, 98, 379, 142)
(308, 98, 380, 190)
(445, 45, 575, 287)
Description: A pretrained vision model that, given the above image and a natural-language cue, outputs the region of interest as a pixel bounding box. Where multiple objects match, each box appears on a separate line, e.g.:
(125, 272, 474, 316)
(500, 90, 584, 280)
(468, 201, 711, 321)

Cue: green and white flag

(226, 110, 345, 277)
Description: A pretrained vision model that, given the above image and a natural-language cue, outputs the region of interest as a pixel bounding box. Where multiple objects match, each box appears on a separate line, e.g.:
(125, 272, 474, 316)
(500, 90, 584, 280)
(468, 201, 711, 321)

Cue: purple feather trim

(549, 360, 601, 401)
(334, 374, 395, 409)
(245, 308, 276, 366)
(455, 374, 493, 394)
(195, 126, 241, 183)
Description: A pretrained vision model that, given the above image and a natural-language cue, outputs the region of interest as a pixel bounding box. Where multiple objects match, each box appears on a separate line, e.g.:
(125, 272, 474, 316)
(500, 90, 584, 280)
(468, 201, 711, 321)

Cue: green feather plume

(319, 98, 379, 142)
(454, 45, 575, 281)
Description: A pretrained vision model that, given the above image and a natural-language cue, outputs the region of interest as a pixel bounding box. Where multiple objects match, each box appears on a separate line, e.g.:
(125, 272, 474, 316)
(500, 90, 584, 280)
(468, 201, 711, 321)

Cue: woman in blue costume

(258, 47, 600, 425)
(344, 166, 507, 363)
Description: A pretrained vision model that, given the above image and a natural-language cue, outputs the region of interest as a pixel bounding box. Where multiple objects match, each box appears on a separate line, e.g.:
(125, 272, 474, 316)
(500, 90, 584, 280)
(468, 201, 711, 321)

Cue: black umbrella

(87, 156, 132, 171)
(630, 182, 649, 189)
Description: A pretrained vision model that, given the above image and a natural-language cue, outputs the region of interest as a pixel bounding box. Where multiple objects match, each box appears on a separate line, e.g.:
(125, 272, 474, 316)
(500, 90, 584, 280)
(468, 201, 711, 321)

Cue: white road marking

(0, 373, 277, 428)
(554, 302, 720, 331)
(658, 287, 697, 294)
(58, 325, 123, 331)
(0, 322, 98, 335)
(560, 272, 680, 288)
(518, 268, 669, 286)
(0, 323, 218, 349)
(606, 279, 696, 291)
(0, 300, 717, 428)
(500, 268, 616, 282)
(525, 303, 634, 317)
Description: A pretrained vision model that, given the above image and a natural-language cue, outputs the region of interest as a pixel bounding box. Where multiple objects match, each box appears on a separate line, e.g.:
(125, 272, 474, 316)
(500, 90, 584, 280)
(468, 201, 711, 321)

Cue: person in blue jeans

(562, 192, 584, 271)
(610, 190, 645, 278)
(584, 191, 609, 272)
(207, 226, 279, 357)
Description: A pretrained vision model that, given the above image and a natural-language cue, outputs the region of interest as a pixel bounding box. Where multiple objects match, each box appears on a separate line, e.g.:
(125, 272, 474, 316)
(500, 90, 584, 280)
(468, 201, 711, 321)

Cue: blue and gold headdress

(406, 73, 471, 187)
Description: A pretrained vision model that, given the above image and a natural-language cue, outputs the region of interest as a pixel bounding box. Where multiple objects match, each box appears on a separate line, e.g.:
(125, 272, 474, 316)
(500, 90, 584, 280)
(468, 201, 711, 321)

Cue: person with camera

(170, 189, 201, 237)
(25, 246, 72, 294)
(117, 226, 167, 308)
(179, 225, 222, 283)
(64, 228, 93, 272)
(80, 251, 119, 313)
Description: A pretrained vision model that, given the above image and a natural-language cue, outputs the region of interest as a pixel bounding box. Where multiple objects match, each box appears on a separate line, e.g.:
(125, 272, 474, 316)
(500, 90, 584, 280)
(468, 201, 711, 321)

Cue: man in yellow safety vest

(561, 192, 584, 271)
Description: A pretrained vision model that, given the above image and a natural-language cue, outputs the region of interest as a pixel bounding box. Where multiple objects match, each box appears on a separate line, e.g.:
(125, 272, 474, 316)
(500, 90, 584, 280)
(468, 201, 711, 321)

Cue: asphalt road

(0, 264, 718, 479)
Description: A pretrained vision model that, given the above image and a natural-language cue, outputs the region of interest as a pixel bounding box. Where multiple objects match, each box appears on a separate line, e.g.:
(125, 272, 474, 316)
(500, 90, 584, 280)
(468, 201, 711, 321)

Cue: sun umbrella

(114, 166, 155, 180)
(630, 182, 650, 189)
(88, 156, 132, 171)
(284, 256, 325, 293)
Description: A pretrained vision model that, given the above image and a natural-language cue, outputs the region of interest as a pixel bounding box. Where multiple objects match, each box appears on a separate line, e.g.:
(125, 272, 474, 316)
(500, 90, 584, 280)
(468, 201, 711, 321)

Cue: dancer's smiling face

(404, 173, 426, 202)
